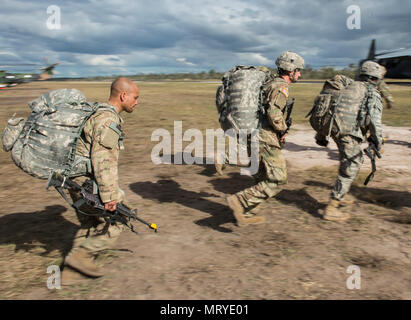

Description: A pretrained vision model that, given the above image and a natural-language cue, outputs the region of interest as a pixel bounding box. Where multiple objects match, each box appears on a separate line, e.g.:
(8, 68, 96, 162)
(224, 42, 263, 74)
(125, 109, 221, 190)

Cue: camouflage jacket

(378, 80, 394, 107)
(334, 81, 383, 149)
(76, 103, 124, 203)
(364, 84, 384, 149)
(258, 76, 289, 148)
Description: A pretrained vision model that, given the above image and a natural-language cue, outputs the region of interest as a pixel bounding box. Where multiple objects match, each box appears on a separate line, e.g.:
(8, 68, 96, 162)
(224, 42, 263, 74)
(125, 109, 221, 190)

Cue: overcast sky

(1, 0, 410, 77)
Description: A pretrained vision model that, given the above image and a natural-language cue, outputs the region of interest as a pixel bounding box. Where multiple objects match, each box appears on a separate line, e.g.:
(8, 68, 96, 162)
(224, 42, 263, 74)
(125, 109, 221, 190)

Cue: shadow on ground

(209, 172, 255, 194)
(129, 180, 235, 232)
(211, 173, 325, 218)
(304, 180, 411, 224)
(0, 205, 78, 256)
(304, 180, 411, 209)
(385, 139, 411, 148)
(275, 188, 325, 218)
(158, 152, 260, 178)
(285, 142, 340, 160)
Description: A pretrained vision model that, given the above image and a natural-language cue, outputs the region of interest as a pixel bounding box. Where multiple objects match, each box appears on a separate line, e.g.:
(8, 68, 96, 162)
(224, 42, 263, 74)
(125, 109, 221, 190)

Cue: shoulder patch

(98, 122, 121, 150)
(280, 86, 289, 98)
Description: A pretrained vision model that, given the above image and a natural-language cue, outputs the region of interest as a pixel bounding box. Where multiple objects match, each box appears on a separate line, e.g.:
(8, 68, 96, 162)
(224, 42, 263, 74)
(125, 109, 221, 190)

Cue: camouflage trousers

(331, 135, 364, 200)
(236, 143, 287, 209)
(68, 176, 128, 255)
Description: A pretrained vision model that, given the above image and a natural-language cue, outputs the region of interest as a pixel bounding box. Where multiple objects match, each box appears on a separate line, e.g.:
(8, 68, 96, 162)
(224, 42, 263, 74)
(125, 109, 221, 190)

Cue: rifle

(363, 138, 382, 186)
(46, 172, 157, 234)
(280, 98, 295, 137)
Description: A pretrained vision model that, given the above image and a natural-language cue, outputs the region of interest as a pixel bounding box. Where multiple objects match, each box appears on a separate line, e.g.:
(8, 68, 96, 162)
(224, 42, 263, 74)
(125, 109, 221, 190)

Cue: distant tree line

(301, 64, 358, 79)
(75, 64, 359, 81)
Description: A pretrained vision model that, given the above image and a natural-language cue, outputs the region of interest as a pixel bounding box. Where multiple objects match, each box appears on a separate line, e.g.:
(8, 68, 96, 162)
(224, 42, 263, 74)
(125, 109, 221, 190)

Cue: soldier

(62, 77, 140, 284)
(378, 66, 394, 109)
(323, 61, 384, 221)
(226, 52, 304, 226)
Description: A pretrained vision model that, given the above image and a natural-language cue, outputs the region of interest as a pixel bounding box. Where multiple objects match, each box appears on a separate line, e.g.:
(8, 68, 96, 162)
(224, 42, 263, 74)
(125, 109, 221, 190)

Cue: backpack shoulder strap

(93, 103, 121, 121)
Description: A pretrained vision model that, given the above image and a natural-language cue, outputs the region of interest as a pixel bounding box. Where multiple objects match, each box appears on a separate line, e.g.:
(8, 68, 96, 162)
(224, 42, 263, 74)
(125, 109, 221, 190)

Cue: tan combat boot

(227, 195, 266, 227)
(64, 248, 104, 278)
(323, 199, 351, 222)
(339, 195, 355, 206)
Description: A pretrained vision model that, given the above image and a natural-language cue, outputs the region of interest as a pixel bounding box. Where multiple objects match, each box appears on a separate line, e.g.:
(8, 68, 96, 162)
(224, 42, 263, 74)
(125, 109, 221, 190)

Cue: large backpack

(219, 66, 270, 132)
(306, 75, 355, 137)
(1, 89, 116, 179)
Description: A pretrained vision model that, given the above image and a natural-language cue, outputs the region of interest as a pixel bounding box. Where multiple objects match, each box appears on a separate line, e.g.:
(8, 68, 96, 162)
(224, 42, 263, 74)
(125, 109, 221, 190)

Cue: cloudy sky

(1, 0, 410, 77)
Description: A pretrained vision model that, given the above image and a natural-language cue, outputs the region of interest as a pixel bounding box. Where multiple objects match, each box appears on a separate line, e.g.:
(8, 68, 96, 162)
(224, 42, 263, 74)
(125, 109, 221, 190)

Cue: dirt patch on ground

(0, 82, 410, 300)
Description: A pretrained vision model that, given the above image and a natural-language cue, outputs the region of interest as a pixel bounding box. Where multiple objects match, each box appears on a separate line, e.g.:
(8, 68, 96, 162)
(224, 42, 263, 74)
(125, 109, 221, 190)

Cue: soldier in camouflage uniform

(378, 66, 394, 109)
(226, 52, 304, 226)
(323, 61, 384, 221)
(62, 77, 140, 283)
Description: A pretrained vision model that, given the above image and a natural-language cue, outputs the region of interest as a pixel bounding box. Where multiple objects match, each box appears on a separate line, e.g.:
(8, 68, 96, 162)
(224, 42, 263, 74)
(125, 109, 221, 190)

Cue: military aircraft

(362, 39, 411, 79)
(0, 59, 59, 89)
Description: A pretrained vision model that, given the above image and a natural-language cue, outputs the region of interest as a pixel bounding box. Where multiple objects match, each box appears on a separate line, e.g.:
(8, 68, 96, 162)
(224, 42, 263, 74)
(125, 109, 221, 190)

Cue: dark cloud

(1, 0, 410, 76)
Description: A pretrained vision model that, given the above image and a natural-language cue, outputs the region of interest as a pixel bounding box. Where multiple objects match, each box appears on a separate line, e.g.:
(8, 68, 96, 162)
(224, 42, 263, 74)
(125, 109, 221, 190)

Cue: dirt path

(0, 82, 410, 300)
(284, 124, 411, 173)
(1, 124, 410, 300)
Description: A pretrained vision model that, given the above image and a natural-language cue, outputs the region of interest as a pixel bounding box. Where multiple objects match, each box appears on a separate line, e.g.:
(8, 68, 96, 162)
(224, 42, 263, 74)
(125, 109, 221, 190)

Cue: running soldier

(323, 61, 384, 221)
(226, 52, 304, 226)
(62, 77, 140, 283)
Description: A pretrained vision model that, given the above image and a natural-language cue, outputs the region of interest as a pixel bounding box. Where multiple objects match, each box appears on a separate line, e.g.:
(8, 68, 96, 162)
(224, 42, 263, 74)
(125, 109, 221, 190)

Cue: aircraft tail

(367, 39, 376, 60)
(39, 62, 59, 80)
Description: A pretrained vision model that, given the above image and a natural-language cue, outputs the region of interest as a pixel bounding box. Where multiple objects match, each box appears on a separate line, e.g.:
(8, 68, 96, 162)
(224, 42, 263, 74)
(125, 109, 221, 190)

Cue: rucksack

(306, 75, 355, 137)
(219, 66, 270, 132)
(1, 88, 117, 179)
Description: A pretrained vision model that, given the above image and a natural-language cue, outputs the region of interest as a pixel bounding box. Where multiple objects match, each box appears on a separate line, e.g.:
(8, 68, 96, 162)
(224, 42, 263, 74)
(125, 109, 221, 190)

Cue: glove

(315, 133, 329, 147)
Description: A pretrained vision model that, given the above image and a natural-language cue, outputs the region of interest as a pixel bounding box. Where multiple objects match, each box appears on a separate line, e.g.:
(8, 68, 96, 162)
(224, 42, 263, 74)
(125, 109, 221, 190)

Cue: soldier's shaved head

(110, 77, 138, 98)
(108, 77, 140, 114)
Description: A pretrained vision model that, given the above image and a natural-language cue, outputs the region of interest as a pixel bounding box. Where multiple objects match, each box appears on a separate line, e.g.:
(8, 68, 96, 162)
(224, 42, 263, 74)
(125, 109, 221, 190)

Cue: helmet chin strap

(290, 70, 298, 83)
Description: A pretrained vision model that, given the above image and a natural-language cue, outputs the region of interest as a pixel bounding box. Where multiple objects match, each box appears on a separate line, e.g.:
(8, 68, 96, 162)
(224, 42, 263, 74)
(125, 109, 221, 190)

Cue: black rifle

(46, 172, 157, 234)
(280, 98, 295, 137)
(363, 138, 382, 186)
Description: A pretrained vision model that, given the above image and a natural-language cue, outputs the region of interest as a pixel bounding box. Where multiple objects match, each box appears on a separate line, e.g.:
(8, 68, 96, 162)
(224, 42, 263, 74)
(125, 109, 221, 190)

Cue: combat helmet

(275, 51, 305, 72)
(360, 60, 383, 79)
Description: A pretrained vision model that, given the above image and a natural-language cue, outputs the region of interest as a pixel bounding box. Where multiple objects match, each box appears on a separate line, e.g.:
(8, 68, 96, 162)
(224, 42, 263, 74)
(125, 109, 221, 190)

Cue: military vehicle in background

(0, 59, 59, 89)
(362, 39, 411, 79)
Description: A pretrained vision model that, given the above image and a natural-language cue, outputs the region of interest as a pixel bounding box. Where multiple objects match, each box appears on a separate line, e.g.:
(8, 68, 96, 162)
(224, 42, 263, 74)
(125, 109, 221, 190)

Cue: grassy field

(1, 80, 410, 129)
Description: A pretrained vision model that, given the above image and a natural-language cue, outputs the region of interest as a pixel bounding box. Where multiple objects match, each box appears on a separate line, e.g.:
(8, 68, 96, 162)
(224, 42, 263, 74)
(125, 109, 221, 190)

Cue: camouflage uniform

(322, 61, 385, 221)
(378, 80, 394, 108)
(68, 104, 128, 254)
(330, 82, 383, 201)
(235, 77, 289, 209)
(215, 85, 228, 130)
